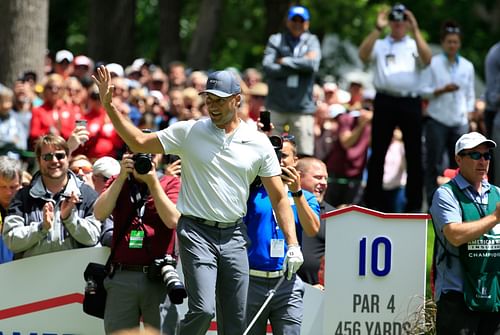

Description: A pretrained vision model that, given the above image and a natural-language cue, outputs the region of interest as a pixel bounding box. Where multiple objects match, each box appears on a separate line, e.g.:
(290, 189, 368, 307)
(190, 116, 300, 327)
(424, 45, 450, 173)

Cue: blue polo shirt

(244, 184, 320, 271)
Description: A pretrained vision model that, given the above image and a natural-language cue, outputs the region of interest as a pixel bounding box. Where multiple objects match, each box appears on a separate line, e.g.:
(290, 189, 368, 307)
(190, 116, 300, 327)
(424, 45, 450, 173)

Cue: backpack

(435, 181, 500, 312)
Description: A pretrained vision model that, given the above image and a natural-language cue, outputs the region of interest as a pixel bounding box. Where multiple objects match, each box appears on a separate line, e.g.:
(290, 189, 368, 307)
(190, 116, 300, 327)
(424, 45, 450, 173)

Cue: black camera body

(269, 135, 283, 162)
(147, 255, 187, 304)
(133, 153, 153, 174)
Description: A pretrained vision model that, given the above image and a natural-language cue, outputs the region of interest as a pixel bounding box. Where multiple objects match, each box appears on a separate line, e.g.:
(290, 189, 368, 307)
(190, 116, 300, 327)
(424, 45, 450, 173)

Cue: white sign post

(323, 206, 429, 335)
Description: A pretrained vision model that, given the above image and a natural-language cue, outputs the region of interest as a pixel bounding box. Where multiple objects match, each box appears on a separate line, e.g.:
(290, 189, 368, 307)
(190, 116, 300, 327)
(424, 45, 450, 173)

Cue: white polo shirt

(420, 54, 475, 126)
(157, 118, 281, 222)
(371, 35, 423, 93)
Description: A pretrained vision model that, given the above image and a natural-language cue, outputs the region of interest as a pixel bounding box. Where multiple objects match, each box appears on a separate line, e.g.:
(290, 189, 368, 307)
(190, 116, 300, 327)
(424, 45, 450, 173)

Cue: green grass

(426, 220, 435, 299)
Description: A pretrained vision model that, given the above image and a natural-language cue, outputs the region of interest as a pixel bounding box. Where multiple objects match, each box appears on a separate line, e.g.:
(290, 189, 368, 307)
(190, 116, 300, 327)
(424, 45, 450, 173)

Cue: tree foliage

(41, 0, 500, 80)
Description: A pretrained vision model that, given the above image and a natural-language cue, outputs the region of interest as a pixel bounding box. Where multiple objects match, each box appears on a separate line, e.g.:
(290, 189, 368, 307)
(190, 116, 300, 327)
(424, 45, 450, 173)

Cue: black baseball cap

(389, 3, 407, 22)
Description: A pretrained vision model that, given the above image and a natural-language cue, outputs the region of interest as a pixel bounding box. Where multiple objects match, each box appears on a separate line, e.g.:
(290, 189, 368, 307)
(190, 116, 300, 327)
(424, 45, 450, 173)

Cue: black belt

(182, 214, 242, 229)
(114, 263, 149, 273)
(377, 89, 419, 98)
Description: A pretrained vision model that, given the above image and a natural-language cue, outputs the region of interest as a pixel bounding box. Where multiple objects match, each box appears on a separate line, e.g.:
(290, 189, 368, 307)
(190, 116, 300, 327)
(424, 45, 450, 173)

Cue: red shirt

(326, 113, 371, 178)
(107, 175, 180, 265)
(30, 100, 77, 146)
(74, 106, 124, 159)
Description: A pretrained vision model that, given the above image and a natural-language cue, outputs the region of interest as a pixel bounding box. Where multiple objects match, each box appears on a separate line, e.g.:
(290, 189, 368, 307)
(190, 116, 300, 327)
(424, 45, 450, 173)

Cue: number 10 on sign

(359, 236, 392, 277)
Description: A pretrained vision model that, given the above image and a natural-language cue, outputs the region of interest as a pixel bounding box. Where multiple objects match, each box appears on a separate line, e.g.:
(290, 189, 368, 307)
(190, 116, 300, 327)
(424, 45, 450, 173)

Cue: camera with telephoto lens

(147, 255, 187, 304)
(132, 153, 153, 174)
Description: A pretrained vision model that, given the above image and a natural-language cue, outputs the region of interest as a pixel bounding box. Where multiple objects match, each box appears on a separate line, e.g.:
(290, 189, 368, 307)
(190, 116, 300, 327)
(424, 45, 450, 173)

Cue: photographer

(358, 3, 432, 212)
(244, 135, 319, 334)
(93, 151, 182, 335)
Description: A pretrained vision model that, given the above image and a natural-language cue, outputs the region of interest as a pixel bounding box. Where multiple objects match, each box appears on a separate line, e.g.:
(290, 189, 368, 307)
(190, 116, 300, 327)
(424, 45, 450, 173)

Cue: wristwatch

(290, 190, 303, 197)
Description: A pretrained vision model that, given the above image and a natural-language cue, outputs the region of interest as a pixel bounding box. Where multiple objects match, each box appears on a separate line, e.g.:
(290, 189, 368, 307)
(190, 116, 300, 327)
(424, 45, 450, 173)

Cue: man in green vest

(430, 131, 500, 334)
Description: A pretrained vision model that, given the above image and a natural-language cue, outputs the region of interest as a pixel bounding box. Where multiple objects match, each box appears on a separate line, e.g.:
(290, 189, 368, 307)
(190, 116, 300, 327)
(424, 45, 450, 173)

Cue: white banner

(0, 247, 324, 334)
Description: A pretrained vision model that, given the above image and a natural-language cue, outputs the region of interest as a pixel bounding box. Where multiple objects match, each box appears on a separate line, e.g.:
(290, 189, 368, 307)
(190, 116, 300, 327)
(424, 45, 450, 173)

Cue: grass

(426, 220, 435, 299)
(424, 220, 437, 334)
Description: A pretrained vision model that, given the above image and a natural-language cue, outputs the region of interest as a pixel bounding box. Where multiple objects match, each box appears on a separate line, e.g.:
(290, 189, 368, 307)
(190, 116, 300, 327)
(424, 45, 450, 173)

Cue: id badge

(129, 230, 144, 249)
(270, 239, 285, 258)
(385, 54, 395, 66)
(287, 75, 299, 88)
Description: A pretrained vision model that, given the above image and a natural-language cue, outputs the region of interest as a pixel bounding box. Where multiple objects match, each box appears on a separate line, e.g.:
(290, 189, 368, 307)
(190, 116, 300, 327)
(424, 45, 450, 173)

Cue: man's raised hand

(92, 65, 113, 106)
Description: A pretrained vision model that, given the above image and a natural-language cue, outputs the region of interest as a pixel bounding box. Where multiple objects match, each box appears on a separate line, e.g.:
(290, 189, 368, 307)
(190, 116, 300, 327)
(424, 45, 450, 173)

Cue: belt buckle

(215, 221, 228, 229)
(142, 266, 149, 274)
(204, 220, 218, 227)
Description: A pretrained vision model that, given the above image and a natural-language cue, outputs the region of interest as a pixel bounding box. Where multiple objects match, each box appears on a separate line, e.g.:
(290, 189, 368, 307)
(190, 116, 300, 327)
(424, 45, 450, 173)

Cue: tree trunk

(88, 0, 136, 66)
(0, 0, 48, 88)
(186, 0, 223, 70)
(159, 0, 183, 70)
(265, 0, 291, 36)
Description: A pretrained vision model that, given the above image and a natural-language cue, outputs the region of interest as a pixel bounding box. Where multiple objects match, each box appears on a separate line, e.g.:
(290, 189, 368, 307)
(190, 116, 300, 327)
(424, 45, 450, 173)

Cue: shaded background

(1, 0, 499, 87)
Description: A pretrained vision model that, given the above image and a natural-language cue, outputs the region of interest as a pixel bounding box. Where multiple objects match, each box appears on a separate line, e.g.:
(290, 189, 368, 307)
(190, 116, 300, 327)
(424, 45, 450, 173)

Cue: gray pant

(424, 118, 468, 203)
(103, 270, 179, 335)
(177, 216, 249, 335)
(268, 110, 315, 156)
(246, 274, 304, 335)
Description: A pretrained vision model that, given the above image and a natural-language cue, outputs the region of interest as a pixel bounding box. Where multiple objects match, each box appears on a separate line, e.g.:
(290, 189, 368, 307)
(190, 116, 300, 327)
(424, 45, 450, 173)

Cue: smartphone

(281, 166, 292, 178)
(260, 111, 271, 132)
(76, 119, 87, 128)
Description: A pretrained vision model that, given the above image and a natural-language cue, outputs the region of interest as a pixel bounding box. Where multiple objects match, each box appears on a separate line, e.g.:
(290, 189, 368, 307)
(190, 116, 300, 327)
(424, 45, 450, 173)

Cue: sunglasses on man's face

(70, 166, 93, 174)
(41, 152, 67, 161)
(459, 151, 493, 161)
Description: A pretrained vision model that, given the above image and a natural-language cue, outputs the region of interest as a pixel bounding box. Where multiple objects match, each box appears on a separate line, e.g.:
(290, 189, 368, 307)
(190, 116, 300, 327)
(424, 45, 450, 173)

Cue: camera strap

(129, 178, 153, 254)
(129, 179, 149, 222)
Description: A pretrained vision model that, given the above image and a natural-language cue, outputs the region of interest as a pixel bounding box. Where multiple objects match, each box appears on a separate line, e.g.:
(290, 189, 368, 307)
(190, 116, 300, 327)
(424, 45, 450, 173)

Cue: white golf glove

(283, 244, 304, 280)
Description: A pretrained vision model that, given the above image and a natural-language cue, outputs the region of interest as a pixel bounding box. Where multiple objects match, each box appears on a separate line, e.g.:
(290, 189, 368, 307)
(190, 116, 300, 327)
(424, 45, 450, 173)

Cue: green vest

(444, 181, 500, 312)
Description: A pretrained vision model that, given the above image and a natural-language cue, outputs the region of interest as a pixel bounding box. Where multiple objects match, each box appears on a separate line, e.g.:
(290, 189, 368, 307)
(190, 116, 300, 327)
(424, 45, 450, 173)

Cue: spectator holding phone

(244, 135, 319, 334)
(421, 20, 475, 203)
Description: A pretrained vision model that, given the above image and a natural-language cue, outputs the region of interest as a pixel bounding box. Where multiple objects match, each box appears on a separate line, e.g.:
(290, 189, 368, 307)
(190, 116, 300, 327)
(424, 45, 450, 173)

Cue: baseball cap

(328, 104, 346, 119)
(323, 82, 338, 93)
(106, 63, 124, 77)
(455, 132, 496, 155)
(92, 156, 121, 179)
(74, 55, 92, 68)
(55, 49, 74, 63)
(389, 3, 407, 22)
(288, 6, 310, 21)
(337, 89, 352, 104)
(200, 70, 241, 98)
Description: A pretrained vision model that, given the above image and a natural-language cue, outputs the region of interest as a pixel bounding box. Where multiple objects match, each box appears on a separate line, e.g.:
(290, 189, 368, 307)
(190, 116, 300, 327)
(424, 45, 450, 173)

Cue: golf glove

(283, 244, 304, 280)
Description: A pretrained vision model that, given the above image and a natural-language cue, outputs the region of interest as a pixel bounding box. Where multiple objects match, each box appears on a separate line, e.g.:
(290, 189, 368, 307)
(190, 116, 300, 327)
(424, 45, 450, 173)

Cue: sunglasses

(41, 152, 67, 161)
(45, 85, 61, 93)
(445, 27, 461, 34)
(282, 134, 296, 144)
(459, 151, 492, 161)
(70, 166, 93, 174)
